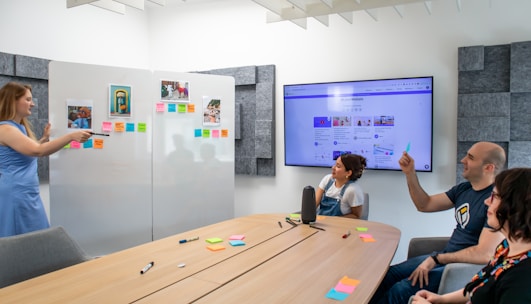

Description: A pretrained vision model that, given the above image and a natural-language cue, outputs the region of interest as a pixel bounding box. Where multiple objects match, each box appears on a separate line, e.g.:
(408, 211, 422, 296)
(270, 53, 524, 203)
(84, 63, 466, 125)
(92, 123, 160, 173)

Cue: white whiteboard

(49, 61, 235, 256)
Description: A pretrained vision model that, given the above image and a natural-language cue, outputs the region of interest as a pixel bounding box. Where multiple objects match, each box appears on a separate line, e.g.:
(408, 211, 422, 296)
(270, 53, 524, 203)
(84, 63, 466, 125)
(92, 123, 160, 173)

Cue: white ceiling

(66, 0, 483, 29)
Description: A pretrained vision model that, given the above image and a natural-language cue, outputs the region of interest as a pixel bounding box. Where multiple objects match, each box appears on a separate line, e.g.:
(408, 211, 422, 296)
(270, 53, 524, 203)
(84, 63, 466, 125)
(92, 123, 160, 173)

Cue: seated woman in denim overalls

(316, 153, 367, 219)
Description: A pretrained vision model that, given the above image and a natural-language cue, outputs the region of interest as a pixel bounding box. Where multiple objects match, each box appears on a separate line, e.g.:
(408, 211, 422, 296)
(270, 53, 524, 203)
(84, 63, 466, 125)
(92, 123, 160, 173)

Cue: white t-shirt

(318, 174, 364, 215)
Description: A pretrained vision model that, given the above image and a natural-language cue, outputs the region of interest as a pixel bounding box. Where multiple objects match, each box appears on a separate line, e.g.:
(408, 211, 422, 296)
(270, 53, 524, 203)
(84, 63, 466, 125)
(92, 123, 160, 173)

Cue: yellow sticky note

(207, 244, 225, 251)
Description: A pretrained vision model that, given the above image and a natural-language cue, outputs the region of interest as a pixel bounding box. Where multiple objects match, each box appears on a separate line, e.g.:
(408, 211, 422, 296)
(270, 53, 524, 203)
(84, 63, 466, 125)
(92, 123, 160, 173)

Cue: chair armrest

(438, 263, 484, 294)
(407, 237, 450, 259)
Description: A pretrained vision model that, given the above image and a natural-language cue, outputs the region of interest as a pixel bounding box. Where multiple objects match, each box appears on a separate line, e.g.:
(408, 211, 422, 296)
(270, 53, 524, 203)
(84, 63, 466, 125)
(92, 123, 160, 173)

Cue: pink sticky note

(102, 121, 113, 132)
(212, 129, 220, 138)
(359, 233, 373, 239)
(70, 141, 81, 149)
(229, 234, 245, 240)
(156, 102, 165, 112)
(335, 282, 356, 293)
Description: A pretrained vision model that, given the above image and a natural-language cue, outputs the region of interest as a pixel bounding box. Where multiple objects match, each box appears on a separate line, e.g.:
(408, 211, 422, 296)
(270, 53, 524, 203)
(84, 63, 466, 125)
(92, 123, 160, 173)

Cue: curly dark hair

(492, 167, 531, 242)
(340, 154, 367, 182)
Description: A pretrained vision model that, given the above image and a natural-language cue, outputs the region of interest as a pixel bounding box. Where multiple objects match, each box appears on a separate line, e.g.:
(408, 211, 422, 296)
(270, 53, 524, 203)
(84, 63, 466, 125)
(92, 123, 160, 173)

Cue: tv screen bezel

(283, 76, 434, 172)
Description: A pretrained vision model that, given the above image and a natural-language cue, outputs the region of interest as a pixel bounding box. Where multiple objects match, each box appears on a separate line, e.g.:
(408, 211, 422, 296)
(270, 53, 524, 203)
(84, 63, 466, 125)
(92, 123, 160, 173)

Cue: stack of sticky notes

(325, 276, 361, 301)
(228, 234, 246, 246)
(206, 237, 225, 251)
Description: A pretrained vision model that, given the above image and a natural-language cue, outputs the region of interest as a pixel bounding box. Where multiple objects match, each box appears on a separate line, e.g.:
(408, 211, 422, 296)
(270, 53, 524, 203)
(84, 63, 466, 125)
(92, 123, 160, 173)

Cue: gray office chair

(360, 192, 369, 220)
(0, 226, 92, 288)
(407, 236, 449, 259)
(406, 237, 484, 303)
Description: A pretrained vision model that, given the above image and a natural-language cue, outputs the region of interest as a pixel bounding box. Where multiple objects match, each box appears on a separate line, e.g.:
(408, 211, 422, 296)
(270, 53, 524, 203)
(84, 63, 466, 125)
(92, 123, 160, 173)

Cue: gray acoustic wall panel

(457, 42, 531, 184)
(0, 53, 50, 182)
(510, 92, 531, 141)
(510, 41, 531, 92)
(458, 45, 484, 72)
(0, 53, 15, 75)
(458, 45, 510, 94)
(198, 65, 276, 176)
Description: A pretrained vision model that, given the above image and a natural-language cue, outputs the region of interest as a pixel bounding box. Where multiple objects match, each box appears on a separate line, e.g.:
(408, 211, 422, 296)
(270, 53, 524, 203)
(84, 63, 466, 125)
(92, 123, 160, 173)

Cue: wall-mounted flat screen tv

(284, 76, 433, 172)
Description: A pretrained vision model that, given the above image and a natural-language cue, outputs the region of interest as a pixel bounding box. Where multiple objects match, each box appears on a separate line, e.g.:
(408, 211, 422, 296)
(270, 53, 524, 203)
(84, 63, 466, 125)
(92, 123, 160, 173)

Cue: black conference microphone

(301, 185, 316, 224)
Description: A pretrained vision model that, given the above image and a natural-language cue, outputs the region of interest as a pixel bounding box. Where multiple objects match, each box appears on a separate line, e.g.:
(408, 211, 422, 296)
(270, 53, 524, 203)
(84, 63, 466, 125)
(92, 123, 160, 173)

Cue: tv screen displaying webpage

(284, 76, 433, 172)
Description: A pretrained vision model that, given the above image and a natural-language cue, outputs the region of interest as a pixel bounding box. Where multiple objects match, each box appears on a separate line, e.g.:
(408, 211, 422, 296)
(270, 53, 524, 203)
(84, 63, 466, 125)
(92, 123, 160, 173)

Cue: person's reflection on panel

(166, 134, 193, 183)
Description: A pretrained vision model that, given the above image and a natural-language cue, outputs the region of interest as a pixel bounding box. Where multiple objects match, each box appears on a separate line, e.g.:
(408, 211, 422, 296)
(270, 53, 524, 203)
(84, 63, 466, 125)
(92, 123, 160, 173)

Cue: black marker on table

(140, 261, 154, 274)
(89, 132, 110, 136)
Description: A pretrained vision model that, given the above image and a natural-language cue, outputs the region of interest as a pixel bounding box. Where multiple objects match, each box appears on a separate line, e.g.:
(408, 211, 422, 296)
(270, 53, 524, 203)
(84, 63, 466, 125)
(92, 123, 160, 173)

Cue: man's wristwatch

(430, 252, 443, 265)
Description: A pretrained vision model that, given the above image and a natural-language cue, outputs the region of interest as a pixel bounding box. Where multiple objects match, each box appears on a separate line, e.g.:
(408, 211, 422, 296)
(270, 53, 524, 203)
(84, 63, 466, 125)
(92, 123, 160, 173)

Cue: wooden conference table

(0, 214, 400, 303)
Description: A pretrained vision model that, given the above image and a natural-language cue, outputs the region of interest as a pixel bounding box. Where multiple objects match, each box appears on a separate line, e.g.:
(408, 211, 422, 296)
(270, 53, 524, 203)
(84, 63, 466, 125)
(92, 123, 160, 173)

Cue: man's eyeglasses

(490, 191, 501, 202)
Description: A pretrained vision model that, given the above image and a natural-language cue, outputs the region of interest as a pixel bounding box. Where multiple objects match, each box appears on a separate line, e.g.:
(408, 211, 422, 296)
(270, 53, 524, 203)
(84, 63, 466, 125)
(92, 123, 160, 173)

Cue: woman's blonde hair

(0, 82, 36, 140)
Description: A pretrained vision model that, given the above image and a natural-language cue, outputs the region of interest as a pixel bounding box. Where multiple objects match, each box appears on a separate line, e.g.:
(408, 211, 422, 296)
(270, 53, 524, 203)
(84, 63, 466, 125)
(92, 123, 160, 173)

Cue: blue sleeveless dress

(0, 120, 50, 237)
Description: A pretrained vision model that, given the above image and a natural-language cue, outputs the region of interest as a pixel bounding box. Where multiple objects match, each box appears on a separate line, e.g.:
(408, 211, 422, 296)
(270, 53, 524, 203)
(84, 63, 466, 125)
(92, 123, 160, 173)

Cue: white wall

(3, 0, 531, 263)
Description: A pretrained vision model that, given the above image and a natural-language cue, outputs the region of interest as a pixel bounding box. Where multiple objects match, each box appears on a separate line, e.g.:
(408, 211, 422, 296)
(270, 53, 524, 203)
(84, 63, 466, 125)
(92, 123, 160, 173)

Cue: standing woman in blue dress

(0, 82, 92, 237)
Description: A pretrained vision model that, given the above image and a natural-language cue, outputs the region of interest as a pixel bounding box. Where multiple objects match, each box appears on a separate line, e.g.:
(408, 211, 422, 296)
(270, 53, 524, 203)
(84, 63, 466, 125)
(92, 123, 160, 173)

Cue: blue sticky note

(405, 142, 411, 153)
(194, 129, 202, 137)
(126, 123, 135, 132)
(325, 288, 349, 301)
(83, 139, 93, 149)
(229, 240, 246, 246)
(168, 103, 177, 112)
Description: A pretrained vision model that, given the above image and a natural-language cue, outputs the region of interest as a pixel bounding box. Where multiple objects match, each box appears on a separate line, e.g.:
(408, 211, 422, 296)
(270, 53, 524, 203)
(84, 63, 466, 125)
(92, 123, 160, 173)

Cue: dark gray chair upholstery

(0, 226, 92, 288)
(406, 237, 484, 303)
(407, 236, 450, 259)
(438, 262, 483, 294)
(360, 192, 369, 220)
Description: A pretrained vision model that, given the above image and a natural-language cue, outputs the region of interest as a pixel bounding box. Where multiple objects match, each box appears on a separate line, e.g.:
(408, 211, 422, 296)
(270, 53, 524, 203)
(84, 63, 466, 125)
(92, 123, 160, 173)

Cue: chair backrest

(438, 262, 484, 294)
(360, 192, 369, 220)
(0, 226, 91, 288)
(407, 236, 450, 259)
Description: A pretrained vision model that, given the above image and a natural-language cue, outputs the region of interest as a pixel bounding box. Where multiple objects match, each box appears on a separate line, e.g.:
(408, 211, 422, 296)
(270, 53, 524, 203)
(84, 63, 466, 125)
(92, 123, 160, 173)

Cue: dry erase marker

(342, 230, 351, 239)
(278, 221, 283, 228)
(89, 132, 110, 136)
(179, 236, 199, 244)
(309, 225, 326, 231)
(140, 261, 154, 274)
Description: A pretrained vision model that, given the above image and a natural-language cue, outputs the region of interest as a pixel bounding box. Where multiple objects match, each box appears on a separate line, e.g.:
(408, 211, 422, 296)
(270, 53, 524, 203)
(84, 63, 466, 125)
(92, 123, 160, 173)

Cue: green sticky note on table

(356, 227, 368, 232)
(206, 237, 223, 244)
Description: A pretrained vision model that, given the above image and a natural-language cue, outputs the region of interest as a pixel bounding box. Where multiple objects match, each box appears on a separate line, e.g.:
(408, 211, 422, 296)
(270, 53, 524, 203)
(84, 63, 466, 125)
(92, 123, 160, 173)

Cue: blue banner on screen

(284, 76, 433, 172)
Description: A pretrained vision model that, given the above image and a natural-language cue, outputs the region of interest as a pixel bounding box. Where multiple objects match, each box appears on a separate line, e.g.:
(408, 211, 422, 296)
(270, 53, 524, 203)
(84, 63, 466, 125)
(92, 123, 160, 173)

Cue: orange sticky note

(93, 139, 104, 149)
(207, 244, 225, 251)
(187, 103, 195, 113)
(362, 238, 376, 242)
(221, 129, 229, 138)
(339, 276, 360, 287)
(114, 122, 125, 132)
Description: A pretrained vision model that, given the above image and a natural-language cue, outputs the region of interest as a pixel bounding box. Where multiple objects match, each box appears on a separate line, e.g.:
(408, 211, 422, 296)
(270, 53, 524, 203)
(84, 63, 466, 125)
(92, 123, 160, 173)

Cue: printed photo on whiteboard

(109, 84, 132, 118)
(67, 99, 93, 129)
(161, 80, 189, 102)
(203, 97, 221, 126)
